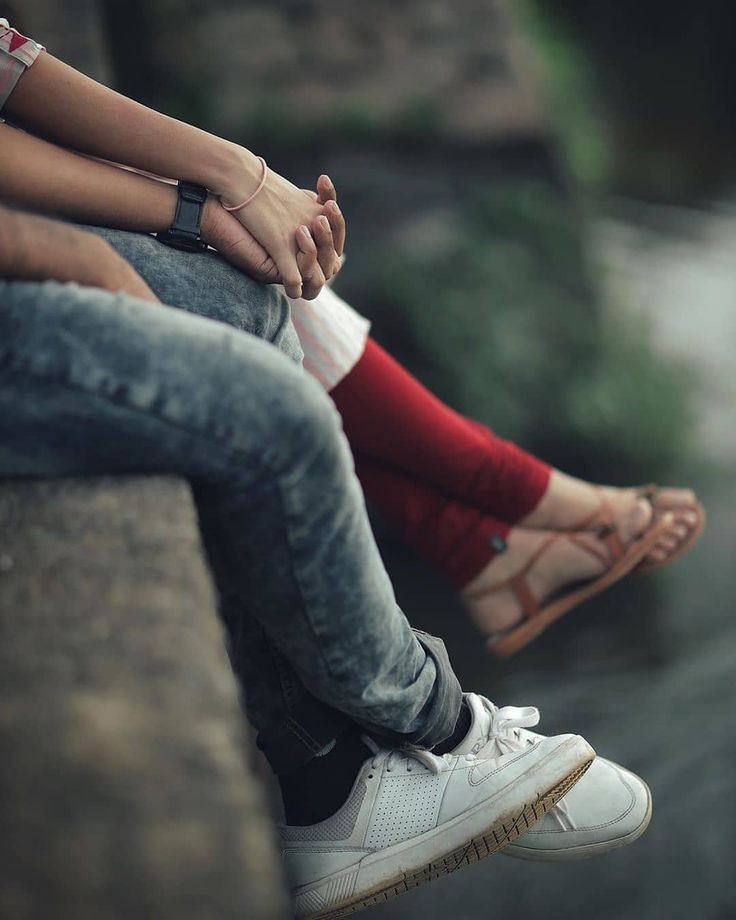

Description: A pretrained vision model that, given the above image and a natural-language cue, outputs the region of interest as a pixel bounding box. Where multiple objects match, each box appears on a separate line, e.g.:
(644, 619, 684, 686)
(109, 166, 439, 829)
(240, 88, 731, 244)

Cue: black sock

(279, 730, 372, 826)
(432, 697, 472, 755)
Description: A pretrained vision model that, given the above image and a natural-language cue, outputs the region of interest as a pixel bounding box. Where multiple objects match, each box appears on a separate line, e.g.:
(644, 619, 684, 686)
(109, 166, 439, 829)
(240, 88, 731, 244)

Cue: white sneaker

(452, 694, 652, 861)
(280, 725, 594, 919)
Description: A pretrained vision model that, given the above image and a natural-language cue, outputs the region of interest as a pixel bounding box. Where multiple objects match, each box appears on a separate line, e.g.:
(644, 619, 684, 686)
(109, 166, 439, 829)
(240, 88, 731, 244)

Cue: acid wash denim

(0, 226, 461, 773)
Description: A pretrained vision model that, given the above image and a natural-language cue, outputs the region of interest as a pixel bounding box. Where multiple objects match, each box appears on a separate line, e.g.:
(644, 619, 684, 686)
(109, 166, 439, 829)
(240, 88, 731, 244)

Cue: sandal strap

(567, 489, 630, 563)
(508, 572, 541, 619)
(638, 483, 659, 505)
(480, 487, 651, 623)
(490, 506, 628, 621)
(594, 520, 626, 562)
(489, 529, 598, 622)
(475, 531, 560, 621)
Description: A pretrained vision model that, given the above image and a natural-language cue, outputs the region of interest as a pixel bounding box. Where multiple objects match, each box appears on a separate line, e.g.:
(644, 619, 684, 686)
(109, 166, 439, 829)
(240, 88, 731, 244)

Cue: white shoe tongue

(450, 693, 492, 755)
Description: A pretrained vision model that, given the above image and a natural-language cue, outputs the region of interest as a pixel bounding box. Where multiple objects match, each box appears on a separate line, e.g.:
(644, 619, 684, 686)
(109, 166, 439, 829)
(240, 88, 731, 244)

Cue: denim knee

(78, 224, 304, 365)
(233, 363, 345, 480)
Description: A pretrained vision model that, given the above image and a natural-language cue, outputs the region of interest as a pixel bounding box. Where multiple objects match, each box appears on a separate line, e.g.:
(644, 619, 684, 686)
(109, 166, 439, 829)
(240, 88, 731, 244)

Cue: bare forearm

(0, 124, 178, 233)
(4, 51, 259, 195)
(0, 204, 113, 284)
(0, 204, 158, 300)
(3, 48, 345, 299)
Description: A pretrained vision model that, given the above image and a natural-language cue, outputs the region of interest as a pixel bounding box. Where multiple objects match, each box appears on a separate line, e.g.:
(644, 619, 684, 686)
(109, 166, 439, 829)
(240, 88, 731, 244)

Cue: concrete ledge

(0, 476, 288, 920)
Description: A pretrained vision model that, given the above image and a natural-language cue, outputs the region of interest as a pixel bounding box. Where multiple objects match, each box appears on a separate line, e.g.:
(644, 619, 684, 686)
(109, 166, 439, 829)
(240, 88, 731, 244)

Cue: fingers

(209, 210, 281, 283)
(315, 175, 346, 257)
(296, 225, 326, 300)
(310, 214, 341, 279)
(317, 174, 337, 204)
(322, 199, 345, 258)
(226, 241, 280, 284)
(278, 248, 303, 300)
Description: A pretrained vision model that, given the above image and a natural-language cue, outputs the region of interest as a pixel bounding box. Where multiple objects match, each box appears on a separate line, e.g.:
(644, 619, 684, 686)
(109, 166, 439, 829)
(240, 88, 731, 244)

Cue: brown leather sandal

(477, 499, 674, 659)
(634, 483, 706, 574)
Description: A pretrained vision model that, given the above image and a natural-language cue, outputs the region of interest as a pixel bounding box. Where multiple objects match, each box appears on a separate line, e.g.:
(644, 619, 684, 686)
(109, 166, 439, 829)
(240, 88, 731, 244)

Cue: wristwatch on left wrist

(156, 181, 208, 252)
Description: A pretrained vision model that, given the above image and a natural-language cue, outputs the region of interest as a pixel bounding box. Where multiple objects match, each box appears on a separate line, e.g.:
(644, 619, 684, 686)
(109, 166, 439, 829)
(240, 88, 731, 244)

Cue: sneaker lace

(363, 737, 475, 776)
(472, 697, 576, 831)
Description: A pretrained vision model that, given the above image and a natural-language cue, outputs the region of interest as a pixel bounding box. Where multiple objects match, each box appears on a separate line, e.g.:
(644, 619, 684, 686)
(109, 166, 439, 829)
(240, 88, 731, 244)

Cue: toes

(627, 497, 654, 539)
(648, 519, 692, 562)
(665, 523, 689, 541)
(676, 509, 699, 528)
(653, 487, 697, 508)
(656, 534, 680, 553)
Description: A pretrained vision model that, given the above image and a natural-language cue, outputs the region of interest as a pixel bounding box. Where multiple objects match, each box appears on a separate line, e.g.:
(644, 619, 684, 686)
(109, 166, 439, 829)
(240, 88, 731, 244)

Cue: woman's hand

(219, 151, 344, 299)
(315, 174, 346, 257)
(202, 184, 346, 301)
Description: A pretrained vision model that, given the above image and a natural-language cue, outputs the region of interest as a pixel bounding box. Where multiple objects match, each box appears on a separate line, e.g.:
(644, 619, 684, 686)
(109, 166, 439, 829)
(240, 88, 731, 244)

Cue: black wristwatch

(156, 181, 208, 252)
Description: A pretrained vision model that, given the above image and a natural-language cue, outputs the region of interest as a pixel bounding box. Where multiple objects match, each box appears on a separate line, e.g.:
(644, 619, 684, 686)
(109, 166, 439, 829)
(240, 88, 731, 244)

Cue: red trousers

(330, 339, 551, 588)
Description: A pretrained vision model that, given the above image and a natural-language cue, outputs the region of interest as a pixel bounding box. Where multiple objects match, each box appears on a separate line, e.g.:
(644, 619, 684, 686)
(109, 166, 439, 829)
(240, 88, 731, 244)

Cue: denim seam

(273, 474, 336, 683)
(283, 716, 328, 755)
(269, 643, 333, 751)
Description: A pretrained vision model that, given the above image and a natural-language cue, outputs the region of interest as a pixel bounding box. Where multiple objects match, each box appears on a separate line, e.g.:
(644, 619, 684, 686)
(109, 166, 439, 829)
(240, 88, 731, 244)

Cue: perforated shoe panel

(364, 773, 444, 850)
(281, 780, 367, 842)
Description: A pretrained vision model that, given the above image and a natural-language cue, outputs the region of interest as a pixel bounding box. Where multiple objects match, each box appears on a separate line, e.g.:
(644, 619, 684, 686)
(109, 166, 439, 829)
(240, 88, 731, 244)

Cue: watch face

(157, 230, 207, 252)
(177, 236, 208, 252)
(180, 183, 209, 204)
(172, 235, 208, 252)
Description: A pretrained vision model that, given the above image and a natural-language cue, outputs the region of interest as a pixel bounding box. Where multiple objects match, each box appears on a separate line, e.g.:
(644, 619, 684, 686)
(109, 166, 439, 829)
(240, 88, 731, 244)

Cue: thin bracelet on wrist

(221, 156, 268, 212)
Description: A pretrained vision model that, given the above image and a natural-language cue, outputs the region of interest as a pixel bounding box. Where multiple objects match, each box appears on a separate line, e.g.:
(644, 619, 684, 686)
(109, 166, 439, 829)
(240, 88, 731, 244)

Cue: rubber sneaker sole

(294, 755, 594, 919)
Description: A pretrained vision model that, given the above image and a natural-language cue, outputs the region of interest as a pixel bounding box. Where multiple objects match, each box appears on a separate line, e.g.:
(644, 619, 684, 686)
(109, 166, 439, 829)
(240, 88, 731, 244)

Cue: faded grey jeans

(0, 226, 461, 773)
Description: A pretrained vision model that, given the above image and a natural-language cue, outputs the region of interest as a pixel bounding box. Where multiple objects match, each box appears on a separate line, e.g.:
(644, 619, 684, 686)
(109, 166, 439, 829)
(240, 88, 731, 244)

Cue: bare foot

(520, 471, 698, 564)
(460, 526, 611, 636)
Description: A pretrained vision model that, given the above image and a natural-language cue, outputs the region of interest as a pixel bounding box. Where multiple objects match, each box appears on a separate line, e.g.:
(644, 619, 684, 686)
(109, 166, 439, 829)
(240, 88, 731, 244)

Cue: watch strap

(156, 181, 208, 251)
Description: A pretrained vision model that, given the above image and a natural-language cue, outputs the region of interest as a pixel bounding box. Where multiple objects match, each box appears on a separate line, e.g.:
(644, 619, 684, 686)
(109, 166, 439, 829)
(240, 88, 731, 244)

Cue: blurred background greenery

(4, 0, 708, 483)
(7, 1, 735, 917)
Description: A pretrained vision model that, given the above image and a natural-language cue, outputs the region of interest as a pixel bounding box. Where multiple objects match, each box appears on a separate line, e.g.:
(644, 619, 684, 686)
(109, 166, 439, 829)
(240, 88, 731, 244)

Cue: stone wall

(16, 0, 548, 144)
(7, 0, 112, 84)
(178, 0, 548, 141)
(0, 477, 288, 920)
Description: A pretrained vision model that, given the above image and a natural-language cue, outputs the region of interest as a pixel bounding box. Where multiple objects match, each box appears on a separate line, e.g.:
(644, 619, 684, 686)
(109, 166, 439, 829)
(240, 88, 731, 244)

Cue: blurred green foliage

(517, 2, 612, 190)
(352, 181, 694, 484)
(522, 0, 736, 200)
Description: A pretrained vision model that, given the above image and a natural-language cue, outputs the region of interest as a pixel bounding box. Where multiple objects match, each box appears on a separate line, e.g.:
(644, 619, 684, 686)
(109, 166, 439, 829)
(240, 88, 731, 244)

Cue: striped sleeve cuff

(0, 19, 44, 113)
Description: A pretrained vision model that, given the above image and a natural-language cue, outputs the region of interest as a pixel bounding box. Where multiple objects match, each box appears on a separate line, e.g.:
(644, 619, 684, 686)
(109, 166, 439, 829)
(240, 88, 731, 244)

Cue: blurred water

(366, 202, 736, 920)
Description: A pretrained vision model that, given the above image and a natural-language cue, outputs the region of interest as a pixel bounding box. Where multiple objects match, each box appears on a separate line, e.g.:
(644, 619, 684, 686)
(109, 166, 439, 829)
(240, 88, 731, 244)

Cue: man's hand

(93, 242, 159, 303)
(0, 204, 158, 302)
(201, 196, 280, 286)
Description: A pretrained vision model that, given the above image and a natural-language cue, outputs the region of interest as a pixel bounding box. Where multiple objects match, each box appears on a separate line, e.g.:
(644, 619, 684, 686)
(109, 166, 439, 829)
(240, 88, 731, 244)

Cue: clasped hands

(204, 171, 346, 302)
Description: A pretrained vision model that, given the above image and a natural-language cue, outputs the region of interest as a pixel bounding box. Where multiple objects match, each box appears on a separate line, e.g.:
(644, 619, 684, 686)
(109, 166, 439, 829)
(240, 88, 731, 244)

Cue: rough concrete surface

(0, 476, 288, 920)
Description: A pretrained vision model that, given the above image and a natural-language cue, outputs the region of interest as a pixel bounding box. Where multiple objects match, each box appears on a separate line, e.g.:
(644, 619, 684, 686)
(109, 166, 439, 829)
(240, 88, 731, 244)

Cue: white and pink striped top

(290, 285, 370, 390)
